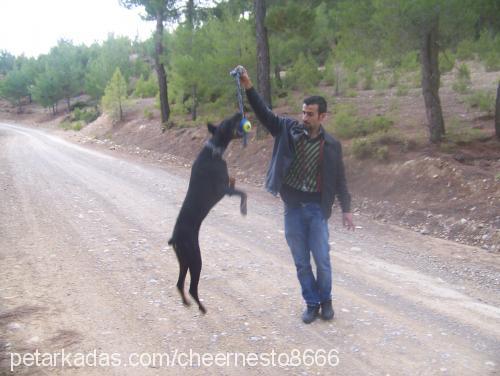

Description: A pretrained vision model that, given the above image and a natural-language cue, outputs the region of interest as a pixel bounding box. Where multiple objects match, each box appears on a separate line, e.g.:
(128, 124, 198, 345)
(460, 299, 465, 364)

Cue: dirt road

(1, 122, 499, 375)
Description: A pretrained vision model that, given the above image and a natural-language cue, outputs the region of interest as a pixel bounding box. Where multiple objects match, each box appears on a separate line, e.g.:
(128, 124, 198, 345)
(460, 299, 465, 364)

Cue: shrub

(439, 51, 455, 73)
(331, 105, 358, 138)
(368, 115, 394, 133)
(284, 53, 322, 90)
(361, 66, 374, 90)
(396, 84, 409, 96)
(400, 51, 420, 72)
(452, 65, 471, 94)
(476, 30, 500, 71)
(456, 39, 475, 61)
(351, 138, 388, 161)
(467, 90, 495, 113)
(484, 51, 500, 72)
(452, 80, 470, 94)
(445, 118, 489, 145)
(144, 107, 154, 120)
(71, 107, 99, 124)
(133, 74, 158, 98)
(457, 63, 471, 82)
(345, 89, 358, 98)
(374, 77, 390, 91)
(351, 138, 372, 159)
(60, 120, 85, 131)
(332, 106, 393, 139)
(347, 71, 359, 89)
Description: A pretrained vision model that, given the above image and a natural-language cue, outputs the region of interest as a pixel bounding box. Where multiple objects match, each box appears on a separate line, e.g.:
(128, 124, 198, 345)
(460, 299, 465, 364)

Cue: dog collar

(205, 140, 224, 157)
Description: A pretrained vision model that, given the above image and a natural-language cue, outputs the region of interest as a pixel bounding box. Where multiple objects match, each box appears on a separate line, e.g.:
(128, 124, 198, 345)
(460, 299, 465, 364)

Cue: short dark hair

(303, 96, 327, 114)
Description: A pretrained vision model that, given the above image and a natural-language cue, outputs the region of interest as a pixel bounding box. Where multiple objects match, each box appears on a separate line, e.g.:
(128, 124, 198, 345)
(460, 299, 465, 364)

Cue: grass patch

(466, 90, 495, 114)
(351, 138, 389, 161)
(69, 107, 99, 124)
(60, 120, 85, 131)
(445, 118, 488, 145)
(330, 104, 394, 139)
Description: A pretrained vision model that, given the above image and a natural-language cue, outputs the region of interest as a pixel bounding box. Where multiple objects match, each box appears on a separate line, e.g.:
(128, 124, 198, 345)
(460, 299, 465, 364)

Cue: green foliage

(457, 63, 471, 81)
(143, 107, 154, 120)
(452, 63, 471, 94)
(169, 9, 255, 118)
(476, 30, 500, 71)
(456, 39, 475, 60)
(444, 117, 488, 144)
(85, 35, 134, 99)
(439, 51, 455, 73)
(452, 80, 470, 94)
(45, 40, 85, 109)
(345, 89, 358, 98)
(399, 51, 420, 72)
(31, 69, 61, 112)
(361, 66, 374, 90)
(60, 120, 85, 131)
(133, 74, 158, 98)
(0, 50, 15, 75)
(484, 51, 500, 72)
(331, 104, 394, 139)
(396, 84, 409, 96)
(347, 71, 359, 89)
(71, 107, 99, 124)
(466, 90, 495, 113)
(0, 68, 30, 109)
(284, 53, 321, 90)
(329, 104, 358, 137)
(352, 138, 389, 161)
(102, 68, 127, 121)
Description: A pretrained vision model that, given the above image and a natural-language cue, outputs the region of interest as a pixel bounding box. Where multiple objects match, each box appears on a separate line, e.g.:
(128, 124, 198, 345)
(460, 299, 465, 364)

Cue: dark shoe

(302, 305, 320, 324)
(320, 300, 335, 320)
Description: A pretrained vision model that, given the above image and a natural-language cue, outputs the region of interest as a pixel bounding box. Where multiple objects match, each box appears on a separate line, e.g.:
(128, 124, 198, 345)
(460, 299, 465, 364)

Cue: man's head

(302, 96, 327, 134)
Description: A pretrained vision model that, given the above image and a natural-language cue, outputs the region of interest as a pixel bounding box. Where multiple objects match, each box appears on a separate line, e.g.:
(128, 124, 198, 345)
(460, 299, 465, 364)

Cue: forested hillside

(1, 0, 499, 140)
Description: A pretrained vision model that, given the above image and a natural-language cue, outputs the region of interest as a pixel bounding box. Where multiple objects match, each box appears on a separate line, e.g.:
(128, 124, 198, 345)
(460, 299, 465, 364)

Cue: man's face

(302, 103, 326, 132)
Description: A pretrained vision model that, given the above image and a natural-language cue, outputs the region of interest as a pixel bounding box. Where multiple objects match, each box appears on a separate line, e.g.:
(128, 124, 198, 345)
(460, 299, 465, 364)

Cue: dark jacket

(246, 87, 351, 219)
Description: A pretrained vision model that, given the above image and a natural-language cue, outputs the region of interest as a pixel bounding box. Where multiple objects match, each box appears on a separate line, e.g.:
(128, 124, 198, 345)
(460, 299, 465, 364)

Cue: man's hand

(342, 212, 355, 231)
(235, 65, 253, 90)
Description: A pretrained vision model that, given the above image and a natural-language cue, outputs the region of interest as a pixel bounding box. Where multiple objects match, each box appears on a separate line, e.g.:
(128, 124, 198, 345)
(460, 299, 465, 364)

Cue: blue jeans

(284, 202, 332, 307)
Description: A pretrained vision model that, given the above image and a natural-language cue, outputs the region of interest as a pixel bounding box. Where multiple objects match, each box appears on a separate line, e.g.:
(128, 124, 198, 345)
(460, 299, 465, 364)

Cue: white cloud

(0, 0, 155, 57)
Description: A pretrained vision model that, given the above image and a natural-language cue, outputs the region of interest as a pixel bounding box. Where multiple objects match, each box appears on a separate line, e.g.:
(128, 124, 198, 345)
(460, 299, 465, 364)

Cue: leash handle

(229, 66, 251, 146)
(230, 66, 245, 115)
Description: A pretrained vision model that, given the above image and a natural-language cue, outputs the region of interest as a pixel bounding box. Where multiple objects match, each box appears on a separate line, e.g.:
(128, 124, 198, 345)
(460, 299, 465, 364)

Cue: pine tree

(102, 68, 128, 122)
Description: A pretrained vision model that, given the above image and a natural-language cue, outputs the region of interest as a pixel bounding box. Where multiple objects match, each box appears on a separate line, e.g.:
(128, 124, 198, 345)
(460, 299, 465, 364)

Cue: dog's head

(207, 112, 245, 147)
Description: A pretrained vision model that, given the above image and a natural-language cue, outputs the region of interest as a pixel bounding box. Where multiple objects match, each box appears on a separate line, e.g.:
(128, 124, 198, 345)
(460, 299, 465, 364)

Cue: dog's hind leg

(177, 262, 190, 307)
(172, 242, 191, 307)
(188, 250, 206, 314)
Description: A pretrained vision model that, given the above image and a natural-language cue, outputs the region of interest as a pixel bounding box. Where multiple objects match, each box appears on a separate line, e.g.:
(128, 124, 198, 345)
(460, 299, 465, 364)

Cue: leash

(229, 66, 251, 146)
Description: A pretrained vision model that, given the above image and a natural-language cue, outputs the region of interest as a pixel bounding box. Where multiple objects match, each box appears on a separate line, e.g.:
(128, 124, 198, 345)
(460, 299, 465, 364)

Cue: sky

(0, 0, 156, 58)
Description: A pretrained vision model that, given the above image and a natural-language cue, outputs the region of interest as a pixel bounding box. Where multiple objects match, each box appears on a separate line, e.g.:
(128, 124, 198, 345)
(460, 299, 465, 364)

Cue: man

(237, 66, 355, 324)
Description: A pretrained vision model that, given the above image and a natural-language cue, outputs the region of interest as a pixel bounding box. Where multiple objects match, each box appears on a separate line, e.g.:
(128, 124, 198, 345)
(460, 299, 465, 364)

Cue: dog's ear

(207, 122, 217, 135)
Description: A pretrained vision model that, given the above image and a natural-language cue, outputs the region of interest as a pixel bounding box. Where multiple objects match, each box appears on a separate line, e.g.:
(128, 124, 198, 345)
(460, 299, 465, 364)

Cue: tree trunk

(191, 84, 197, 121)
(254, 0, 271, 139)
(118, 97, 123, 122)
(420, 16, 445, 143)
(66, 97, 71, 113)
(274, 64, 282, 89)
(155, 11, 170, 126)
(335, 64, 341, 96)
(186, 0, 197, 122)
(495, 82, 500, 140)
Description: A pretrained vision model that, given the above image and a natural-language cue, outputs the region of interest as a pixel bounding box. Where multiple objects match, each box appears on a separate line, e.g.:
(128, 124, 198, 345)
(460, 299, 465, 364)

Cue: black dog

(168, 113, 247, 313)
